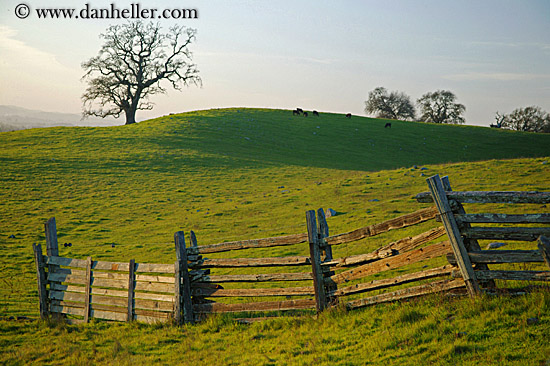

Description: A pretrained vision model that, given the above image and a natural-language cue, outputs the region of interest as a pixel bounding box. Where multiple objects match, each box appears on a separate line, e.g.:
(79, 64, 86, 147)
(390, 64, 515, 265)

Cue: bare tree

(364, 87, 415, 120)
(81, 21, 201, 125)
(417, 90, 465, 124)
(498, 106, 550, 133)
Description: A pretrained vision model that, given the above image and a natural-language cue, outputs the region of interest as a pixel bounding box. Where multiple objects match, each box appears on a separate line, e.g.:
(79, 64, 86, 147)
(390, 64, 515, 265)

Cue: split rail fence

(33, 175, 550, 324)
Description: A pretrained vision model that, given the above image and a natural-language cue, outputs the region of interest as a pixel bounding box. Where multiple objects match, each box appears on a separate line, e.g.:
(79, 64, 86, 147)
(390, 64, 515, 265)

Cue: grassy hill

(0, 108, 549, 364)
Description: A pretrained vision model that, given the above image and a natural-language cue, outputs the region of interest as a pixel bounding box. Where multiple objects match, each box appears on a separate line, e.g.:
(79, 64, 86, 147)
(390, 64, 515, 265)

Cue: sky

(0, 0, 549, 126)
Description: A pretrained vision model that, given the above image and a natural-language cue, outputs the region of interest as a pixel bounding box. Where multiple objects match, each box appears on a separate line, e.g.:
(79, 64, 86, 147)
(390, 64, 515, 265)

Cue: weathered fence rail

(33, 176, 550, 324)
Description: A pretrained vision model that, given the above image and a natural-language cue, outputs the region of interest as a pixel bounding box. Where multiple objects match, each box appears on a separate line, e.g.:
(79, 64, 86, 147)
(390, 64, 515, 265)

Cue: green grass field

(1, 108, 549, 364)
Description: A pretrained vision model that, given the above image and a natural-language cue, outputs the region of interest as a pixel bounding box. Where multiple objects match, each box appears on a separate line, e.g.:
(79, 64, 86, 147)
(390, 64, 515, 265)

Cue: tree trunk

(125, 108, 137, 125)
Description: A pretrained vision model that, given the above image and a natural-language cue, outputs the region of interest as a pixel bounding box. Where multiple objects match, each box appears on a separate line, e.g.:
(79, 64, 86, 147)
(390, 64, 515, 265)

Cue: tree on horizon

(81, 21, 201, 125)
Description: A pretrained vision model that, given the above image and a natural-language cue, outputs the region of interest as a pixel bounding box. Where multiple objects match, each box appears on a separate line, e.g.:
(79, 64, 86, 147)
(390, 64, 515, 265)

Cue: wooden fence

(33, 219, 193, 324)
(33, 175, 550, 324)
(416, 174, 550, 297)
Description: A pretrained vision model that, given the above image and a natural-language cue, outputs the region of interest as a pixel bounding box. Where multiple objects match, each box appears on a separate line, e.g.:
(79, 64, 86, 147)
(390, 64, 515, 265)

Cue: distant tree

(81, 21, 201, 125)
(364, 87, 416, 120)
(417, 90, 465, 124)
(498, 106, 550, 133)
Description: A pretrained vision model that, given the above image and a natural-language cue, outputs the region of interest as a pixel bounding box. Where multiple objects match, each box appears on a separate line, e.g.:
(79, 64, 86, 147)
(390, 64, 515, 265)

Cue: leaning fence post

(306, 210, 327, 312)
(32, 243, 48, 319)
(427, 175, 481, 297)
(174, 231, 194, 324)
(442, 175, 495, 289)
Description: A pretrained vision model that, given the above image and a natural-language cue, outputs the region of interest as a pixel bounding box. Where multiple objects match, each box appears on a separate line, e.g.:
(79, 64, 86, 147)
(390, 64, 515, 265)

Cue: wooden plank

(415, 191, 550, 204)
(328, 241, 451, 285)
(474, 270, 550, 281)
(47, 273, 174, 293)
(332, 265, 455, 297)
(329, 226, 446, 268)
(462, 227, 550, 241)
(52, 299, 172, 318)
(191, 286, 315, 297)
(50, 267, 175, 284)
(194, 298, 316, 314)
(467, 250, 544, 264)
(45, 256, 175, 274)
(175, 231, 194, 324)
(427, 175, 481, 297)
(49, 291, 174, 312)
(198, 272, 313, 283)
(127, 259, 135, 322)
(194, 256, 311, 268)
(456, 213, 550, 224)
(325, 207, 438, 246)
(32, 243, 48, 319)
(345, 278, 465, 309)
(538, 236, 550, 269)
(189, 233, 309, 255)
(84, 257, 92, 323)
(307, 210, 327, 312)
(50, 283, 175, 303)
(51, 303, 170, 323)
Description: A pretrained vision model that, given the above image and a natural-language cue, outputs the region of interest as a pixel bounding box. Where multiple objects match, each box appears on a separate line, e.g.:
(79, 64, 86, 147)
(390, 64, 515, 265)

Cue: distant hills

(0, 105, 121, 131)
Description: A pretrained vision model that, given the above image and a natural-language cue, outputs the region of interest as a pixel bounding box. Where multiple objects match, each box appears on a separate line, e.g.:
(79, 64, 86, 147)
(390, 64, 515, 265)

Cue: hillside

(0, 108, 549, 364)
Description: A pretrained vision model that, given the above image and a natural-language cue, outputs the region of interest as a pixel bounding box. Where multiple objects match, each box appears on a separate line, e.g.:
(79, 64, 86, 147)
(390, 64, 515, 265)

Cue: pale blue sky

(0, 0, 549, 126)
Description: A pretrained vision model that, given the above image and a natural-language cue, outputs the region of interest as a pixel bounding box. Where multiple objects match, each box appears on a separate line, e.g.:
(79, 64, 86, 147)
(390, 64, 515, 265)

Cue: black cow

(312, 110, 319, 116)
(293, 109, 300, 116)
(296, 108, 304, 114)
(385, 123, 392, 128)
(303, 112, 308, 117)
(345, 113, 351, 118)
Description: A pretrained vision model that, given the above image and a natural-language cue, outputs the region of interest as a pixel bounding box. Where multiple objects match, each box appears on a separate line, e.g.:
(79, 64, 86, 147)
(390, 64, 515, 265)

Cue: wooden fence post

(84, 256, 92, 323)
(174, 231, 194, 324)
(45, 217, 59, 276)
(317, 208, 337, 306)
(538, 236, 550, 269)
(190, 230, 198, 248)
(317, 208, 333, 262)
(45, 217, 59, 257)
(306, 210, 327, 312)
(32, 243, 48, 319)
(127, 259, 136, 322)
(427, 175, 481, 297)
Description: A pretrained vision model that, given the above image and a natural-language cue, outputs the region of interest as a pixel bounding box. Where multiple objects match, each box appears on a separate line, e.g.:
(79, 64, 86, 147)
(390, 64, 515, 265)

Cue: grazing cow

(303, 112, 308, 117)
(385, 122, 392, 128)
(296, 108, 304, 114)
(293, 109, 300, 116)
(345, 113, 352, 118)
(312, 110, 319, 116)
